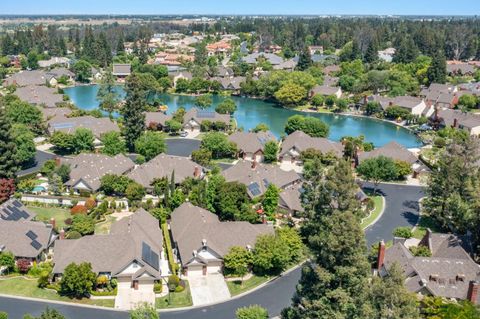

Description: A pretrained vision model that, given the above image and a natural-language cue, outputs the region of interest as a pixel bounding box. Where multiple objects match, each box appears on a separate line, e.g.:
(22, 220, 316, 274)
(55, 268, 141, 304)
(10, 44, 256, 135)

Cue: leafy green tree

(215, 98, 237, 114)
(125, 182, 146, 202)
(29, 307, 67, 319)
(70, 214, 95, 235)
(194, 95, 213, 109)
(122, 73, 147, 151)
(253, 233, 290, 275)
(311, 94, 324, 108)
(394, 160, 412, 180)
(50, 131, 75, 154)
(101, 131, 126, 156)
(284, 115, 329, 138)
(201, 132, 237, 159)
(421, 297, 480, 319)
(0, 105, 19, 179)
(130, 302, 159, 319)
(27, 50, 39, 69)
(357, 156, 399, 193)
(100, 174, 132, 195)
(458, 94, 478, 110)
(236, 305, 269, 319)
(135, 131, 166, 161)
(191, 149, 212, 167)
(385, 106, 411, 120)
(263, 141, 278, 163)
(296, 47, 313, 71)
(276, 227, 303, 263)
(0, 251, 15, 271)
(393, 227, 413, 238)
(60, 262, 96, 298)
(252, 123, 269, 133)
(165, 119, 182, 134)
(223, 246, 253, 279)
(262, 184, 279, 218)
(215, 182, 253, 221)
(393, 37, 419, 63)
(324, 95, 337, 108)
(11, 124, 36, 167)
(54, 164, 71, 183)
(275, 83, 307, 107)
(4, 98, 43, 134)
(73, 60, 92, 83)
(72, 128, 94, 153)
(97, 70, 121, 118)
(364, 101, 382, 115)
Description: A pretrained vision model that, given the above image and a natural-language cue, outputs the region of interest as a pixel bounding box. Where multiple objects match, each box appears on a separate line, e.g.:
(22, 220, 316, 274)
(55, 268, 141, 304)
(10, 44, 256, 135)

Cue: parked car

(180, 131, 188, 137)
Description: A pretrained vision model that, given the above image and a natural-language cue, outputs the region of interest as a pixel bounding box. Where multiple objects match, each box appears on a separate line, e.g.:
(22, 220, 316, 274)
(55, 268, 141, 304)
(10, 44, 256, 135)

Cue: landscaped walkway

(188, 273, 231, 306)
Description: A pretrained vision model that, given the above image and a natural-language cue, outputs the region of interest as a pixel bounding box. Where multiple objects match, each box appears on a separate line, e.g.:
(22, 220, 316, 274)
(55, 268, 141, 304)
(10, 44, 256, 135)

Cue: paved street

(363, 183, 424, 246)
(17, 150, 57, 177)
(165, 138, 200, 157)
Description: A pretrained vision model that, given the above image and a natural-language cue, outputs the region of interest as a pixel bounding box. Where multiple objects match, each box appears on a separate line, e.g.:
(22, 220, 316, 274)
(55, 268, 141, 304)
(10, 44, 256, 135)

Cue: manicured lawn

(226, 275, 271, 296)
(155, 281, 193, 309)
(412, 215, 443, 239)
(94, 215, 117, 235)
(360, 195, 384, 229)
(0, 277, 114, 307)
(28, 206, 71, 230)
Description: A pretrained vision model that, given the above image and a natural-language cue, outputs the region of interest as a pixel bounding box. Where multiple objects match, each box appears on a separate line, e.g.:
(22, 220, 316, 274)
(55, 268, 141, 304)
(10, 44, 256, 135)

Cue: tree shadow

(401, 211, 420, 226)
(403, 200, 419, 211)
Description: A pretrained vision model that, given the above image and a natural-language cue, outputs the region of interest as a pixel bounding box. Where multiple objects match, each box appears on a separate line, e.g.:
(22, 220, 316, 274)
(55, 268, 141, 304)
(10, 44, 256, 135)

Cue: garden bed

(360, 195, 384, 229)
(155, 281, 193, 309)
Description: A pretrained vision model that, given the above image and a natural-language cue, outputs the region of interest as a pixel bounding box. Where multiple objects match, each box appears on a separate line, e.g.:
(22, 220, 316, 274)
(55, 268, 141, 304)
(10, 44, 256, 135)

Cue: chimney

(59, 229, 65, 240)
(251, 161, 257, 169)
(377, 240, 386, 270)
(468, 281, 479, 305)
(50, 218, 56, 229)
(453, 118, 458, 128)
(193, 166, 200, 178)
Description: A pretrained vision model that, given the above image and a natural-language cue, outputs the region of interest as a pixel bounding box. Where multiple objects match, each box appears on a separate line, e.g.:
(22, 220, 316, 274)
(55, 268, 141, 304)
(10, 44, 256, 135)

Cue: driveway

(363, 182, 424, 246)
(115, 286, 155, 310)
(17, 150, 57, 177)
(188, 274, 231, 306)
(165, 138, 200, 157)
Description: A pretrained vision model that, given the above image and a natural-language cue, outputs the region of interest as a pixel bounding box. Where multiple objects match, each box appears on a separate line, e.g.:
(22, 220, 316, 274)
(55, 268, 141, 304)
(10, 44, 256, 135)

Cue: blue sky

(1, 0, 479, 15)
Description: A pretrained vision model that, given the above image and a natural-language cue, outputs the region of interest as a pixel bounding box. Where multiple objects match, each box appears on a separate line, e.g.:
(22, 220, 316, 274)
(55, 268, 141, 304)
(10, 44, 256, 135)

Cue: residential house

(172, 71, 193, 88)
(112, 64, 132, 79)
(145, 112, 172, 131)
(222, 160, 301, 198)
(206, 41, 232, 57)
(170, 202, 273, 276)
(358, 141, 428, 178)
(45, 68, 75, 86)
(242, 53, 284, 66)
(211, 76, 246, 94)
(367, 95, 432, 117)
(3, 70, 48, 87)
(323, 65, 341, 75)
(40, 107, 72, 121)
(323, 75, 339, 87)
(421, 83, 459, 109)
(377, 230, 480, 305)
(447, 61, 477, 76)
(62, 153, 135, 194)
(47, 115, 120, 144)
(90, 67, 102, 81)
(308, 45, 324, 55)
(310, 85, 342, 99)
(279, 131, 344, 172)
(278, 184, 304, 216)
(458, 82, 480, 97)
(38, 57, 70, 69)
(215, 66, 234, 78)
(127, 154, 204, 192)
(433, 108, 480, 136)
(183, 108, 231, 132)
(15, 85, 64, 108)
(273, 59, 297, 71)
(228, 131, 277, 162)
(53, 209, 163, 308)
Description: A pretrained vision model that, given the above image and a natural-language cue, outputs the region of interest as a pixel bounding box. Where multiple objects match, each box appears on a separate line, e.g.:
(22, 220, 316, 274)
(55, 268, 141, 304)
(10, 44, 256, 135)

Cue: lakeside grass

(360, 194, 384, 229)
(28, 206, 71, 230)
(0, 277, 114, 307)
(226, 275, 271, 296)
(155, 281, 193, 309)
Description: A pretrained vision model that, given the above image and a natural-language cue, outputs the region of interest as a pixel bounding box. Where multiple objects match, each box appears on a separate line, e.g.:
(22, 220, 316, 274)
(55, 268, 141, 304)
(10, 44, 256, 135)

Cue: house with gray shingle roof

(447, 63, 477, 76)
(3, 70, 47, 87)
(47, 115, 120, 141)
(170, 202, 273, 276)
(278, 183, 304, 216)
(434, 108, 480, 136)
(145, 112, 171, 131)
(228, 131, 277, 162)
(127, 154, 205, 192)
(62, 153, 135, 193)
(15, 85, 64, 108)
(242, 52, 284, 65)
(112, 64, 131, 79)
(211, 77, 246, 93)
(377, 230, 480, 305)
(367, 95, 432, 117)
(222, 160, 301, 198)
(310, 85, 342, 99)
(53, 209, 163, 303)
(183, 108, 231, 132)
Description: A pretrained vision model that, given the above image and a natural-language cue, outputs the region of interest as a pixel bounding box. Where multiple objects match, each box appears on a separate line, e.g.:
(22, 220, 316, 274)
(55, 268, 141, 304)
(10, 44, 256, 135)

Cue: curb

(362, 195, 386, 230)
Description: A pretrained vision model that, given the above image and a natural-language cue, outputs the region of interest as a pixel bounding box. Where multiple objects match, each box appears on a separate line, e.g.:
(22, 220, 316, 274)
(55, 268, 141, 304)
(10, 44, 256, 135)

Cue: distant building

(112, 64, 131, 79)
(15, 85, 64, 108)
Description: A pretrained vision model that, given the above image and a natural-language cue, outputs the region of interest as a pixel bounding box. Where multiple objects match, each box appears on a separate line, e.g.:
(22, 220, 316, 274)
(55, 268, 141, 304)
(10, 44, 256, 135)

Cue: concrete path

(188, 274, 231, 306)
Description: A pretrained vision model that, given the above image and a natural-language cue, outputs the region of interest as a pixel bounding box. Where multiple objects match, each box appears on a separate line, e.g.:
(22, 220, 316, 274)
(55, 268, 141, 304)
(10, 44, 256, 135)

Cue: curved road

(0, 183, 423, 319)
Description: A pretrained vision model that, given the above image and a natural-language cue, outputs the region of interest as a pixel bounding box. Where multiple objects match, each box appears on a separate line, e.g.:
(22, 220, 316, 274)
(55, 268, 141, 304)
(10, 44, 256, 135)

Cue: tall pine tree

(427, 50, 447, 84)
(122, 73, 147, 151)
(0, 105, 19, 203)
(296, 47, 313, 71)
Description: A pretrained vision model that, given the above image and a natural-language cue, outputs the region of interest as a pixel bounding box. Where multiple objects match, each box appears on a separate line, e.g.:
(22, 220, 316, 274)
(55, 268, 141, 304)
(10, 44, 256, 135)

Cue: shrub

(38, 270, 50, 288)
(236, 305, 269, 319)
(168, 274, 180, 289)
(393, 226, 413, 239)
(66, 230, 82, 239)
(174, 284, 185, 293)
(410, 245, 432, 257)
(154, 282, 163, 293)
(70, 205, 88, 215)
(16, 258, 31, 273)
(85, 198, 96, 210)
(96, 275, 109, 287)
(162, 223, 179, 274)
(64, 218, 73, 225)
(0, 312, 7, 319)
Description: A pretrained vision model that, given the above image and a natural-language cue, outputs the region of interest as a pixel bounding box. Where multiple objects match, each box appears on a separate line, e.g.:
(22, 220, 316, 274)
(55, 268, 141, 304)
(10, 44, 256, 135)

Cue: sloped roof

(358, 141, 418, 164)
(112, 64, 131, 76)
(170, 203, 273, 265)
(228, 131, 277, 154)
(53, 209, 162, 279)
(311, 85, 341, 96)
(15, 85, 64, 108)
(279, 130, 344, 158)
(48, 115, 120, 138)
(436, 108, 480, 129)
(145, 112, 171, 127)
(3, 70, 47, 87)
(0, 220, 53, 258)
(39, 107, 72, 121)
(0, 199, 36, 221)
(183, 108, 230, 125)
(279, 184, 304, 212)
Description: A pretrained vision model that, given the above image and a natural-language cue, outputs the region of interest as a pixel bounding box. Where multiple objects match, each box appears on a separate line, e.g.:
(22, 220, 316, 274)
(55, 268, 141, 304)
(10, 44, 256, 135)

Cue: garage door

(207, 262, 222, 274)
(117, 277, 132, 289)
(188, 265, 204, 277)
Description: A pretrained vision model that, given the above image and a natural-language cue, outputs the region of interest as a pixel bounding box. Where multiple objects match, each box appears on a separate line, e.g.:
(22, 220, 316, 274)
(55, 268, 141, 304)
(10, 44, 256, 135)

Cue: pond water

(64, 85, 422, 148)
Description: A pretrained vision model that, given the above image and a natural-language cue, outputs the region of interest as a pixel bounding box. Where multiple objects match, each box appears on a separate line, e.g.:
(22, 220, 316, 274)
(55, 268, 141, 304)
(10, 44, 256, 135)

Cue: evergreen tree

(427, 50, 447, 84)
(393, 37, 419, 63)
(97, 70, 120, 118)
(364, 40, 378, 63)
(296, 47, 313, 71)
(122, 73, 147, 151)
(0, 106, 19, 179)
(117, 32, 125, 54)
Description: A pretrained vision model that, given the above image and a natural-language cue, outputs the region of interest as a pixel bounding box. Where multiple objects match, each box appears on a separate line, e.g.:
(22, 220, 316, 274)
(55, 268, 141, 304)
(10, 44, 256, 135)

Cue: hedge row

(162, 223, 179, 275)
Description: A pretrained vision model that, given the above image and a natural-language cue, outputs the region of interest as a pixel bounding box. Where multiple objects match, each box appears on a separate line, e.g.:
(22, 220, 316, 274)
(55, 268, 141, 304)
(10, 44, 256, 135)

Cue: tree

(201, 132, 237, 159)
(73, 60, 92, 83)
(296, 47, 313, 71)
(0, 179, 15, 204)
(236, 305, 269, 319)
(135, 131, 166, 161)
(0, 251, 15, 271)
(97, 70, 121, 118)
(263, 141, 278, 163)
(60, 262, 96, 298)
(394, 160, 412, 180)
(393, 37, 419, 63)
(125, 182, 146, 202)
(165, 119, 182, 134)
(122, 73, 147, 151)
(370, 263, 419, 319)
(357, 156, 399, 193)
(100, 174, 132, 195)
(70, 214, 95, 235)
(253, 234, 290, 275)
(364, 40, 378, 63)
(4, 98, 43, 134)
(427, 51, 447, 85)
(284, 115, 329, 138)
(11, 124, 36, 167)
(262, 184, 279, 218)
(252, 123, 269, 133)
(215, 98, 237, 114)
(50, 131, 75, 154)
(27, 50, 39, 69)
(275, 83, 307, 107)
(16, 258, 31, 273)
(458, 94, 478, 110)
(364, 101, 382, 116)
(311, 94, 324, 108)
(215, 182, 253, 221)
(194, 95, 213, 109)
(191, 149, 212, 167)
(31, 307, 67, 319)
(72, 128, 94, 153)
(130, 302, 159, 319)
(223, 246, 252, 279)
(101, 131, 126, 156)
(0, 105, 19, 179)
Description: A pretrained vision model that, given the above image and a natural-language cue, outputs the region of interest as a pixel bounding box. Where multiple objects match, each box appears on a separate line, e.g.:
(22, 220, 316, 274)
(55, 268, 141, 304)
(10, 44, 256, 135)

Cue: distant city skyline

(1, 0, 479, 16)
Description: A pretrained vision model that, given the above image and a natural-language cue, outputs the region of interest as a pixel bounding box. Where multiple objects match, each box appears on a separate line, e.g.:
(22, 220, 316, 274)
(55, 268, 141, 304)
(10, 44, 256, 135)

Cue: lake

(64, 85, 422, 148)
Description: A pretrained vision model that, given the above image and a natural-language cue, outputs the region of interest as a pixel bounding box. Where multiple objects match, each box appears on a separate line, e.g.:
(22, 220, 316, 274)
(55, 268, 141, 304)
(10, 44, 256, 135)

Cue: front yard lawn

(155, 281, 193, 309)
(28, 206, 71, 230)
(226, 275, 271, 296)
(412, 215, 443, 239)
(361, 195, 384, 229)
(0, 277, 114, 307)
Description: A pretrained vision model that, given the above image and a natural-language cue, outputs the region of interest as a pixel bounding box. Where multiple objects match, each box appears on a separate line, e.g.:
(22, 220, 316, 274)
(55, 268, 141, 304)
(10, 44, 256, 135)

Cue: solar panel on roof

(26, 230, 38, 240)
(52, 123, 75, 129)
(142, 242, 159, 271)
(12, 200, 22, 207)
(196, 110, 216, 118)
(31, 240, 42, 250)
(248, 182, 261, 197)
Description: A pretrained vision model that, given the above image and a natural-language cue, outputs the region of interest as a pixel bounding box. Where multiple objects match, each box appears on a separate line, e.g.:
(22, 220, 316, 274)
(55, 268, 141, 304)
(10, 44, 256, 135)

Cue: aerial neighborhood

(0, 9, 479, 319)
